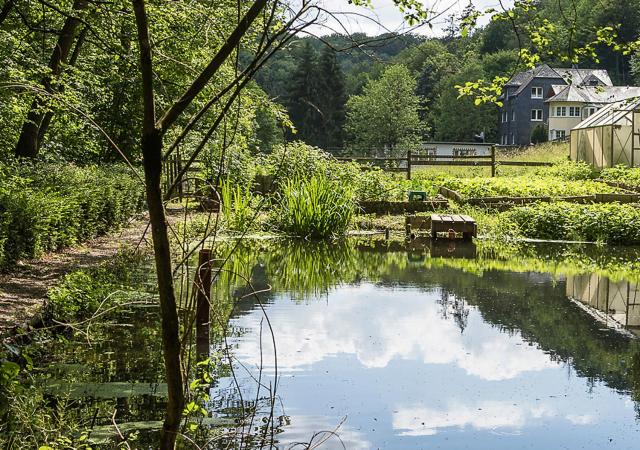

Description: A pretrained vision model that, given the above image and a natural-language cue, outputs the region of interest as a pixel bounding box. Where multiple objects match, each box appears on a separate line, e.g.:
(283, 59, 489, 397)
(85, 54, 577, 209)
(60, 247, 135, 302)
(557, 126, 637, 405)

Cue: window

(553, 130, 566, 140)
(584, 107, 597, 118)
(531, 109, 543, 121)
(569, 106, 581, 117)
(420, 147, 437, 160)
(531, 87, 543, 99)
(555, 106, 567, 117)
(502, 135, 507, 145)
(511, 134, 516, 145)
(512, 111, 516, 121)
(502, 111, 508, 123)
(453, 148, 477, 157)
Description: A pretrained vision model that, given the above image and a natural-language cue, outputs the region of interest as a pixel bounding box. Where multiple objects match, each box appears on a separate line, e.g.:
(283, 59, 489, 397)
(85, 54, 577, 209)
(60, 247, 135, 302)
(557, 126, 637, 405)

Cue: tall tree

(431, 60, 498, 142)
(130, 0, 274, 446)
(14, 0, 89, 157)
(286, 41, 322, 145)
(345, 64, 424, 156)
(317, 46, 346, 150)
(0, 0, 15, 26)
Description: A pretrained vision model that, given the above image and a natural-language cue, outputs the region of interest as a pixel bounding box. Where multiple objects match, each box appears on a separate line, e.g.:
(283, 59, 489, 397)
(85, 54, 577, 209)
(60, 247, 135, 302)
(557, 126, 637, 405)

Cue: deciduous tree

(346, 64, 423, 156)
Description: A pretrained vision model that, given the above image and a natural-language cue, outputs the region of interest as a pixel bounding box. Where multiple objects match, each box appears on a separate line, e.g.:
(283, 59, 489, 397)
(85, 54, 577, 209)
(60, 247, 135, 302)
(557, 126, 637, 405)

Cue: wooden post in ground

(177, 147, 183, 201)
(490, 146, 496, 177)
(195, 248, 212, 359)
(407, 149, 412, 180)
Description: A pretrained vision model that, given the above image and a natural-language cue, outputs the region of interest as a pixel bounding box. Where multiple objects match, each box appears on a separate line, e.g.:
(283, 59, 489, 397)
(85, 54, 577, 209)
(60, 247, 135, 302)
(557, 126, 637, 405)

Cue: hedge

(0, 160, 144, 269)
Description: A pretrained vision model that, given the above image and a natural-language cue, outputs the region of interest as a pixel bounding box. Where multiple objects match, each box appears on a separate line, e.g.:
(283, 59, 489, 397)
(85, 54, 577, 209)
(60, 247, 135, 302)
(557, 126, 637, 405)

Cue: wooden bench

(406, 214, 476, 240)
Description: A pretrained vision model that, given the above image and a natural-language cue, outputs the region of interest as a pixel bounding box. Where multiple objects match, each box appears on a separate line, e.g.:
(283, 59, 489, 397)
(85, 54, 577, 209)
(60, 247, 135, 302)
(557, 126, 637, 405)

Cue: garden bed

(437, 178, 638, 208)
(357, 198, 448, 214)
(440, 176, 617, 199)
(505, 202, 640, 244)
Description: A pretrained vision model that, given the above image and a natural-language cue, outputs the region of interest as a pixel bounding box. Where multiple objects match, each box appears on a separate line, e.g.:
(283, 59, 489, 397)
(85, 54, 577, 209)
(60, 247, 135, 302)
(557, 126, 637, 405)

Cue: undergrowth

(46, 249, 149, 323)
(505, 202, 640, 244)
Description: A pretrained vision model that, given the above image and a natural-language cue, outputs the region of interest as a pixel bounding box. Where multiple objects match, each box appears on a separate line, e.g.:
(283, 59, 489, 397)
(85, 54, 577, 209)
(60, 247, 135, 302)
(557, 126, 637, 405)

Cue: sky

(305, 0, 515, 37)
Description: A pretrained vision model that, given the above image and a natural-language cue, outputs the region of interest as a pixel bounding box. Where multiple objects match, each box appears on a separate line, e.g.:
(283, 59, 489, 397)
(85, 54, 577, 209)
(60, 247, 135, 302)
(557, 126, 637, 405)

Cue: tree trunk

(14, 0, 88, 157)
(37, 25, 88, 145)
(130, 0, 271, 446)
(131, 0, 184, 447)
(142, 128, 184, 448)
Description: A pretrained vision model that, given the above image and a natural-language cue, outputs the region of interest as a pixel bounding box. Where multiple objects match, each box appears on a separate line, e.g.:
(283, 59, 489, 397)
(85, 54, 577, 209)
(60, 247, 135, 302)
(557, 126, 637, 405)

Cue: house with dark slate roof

(498, 64, 613, 146)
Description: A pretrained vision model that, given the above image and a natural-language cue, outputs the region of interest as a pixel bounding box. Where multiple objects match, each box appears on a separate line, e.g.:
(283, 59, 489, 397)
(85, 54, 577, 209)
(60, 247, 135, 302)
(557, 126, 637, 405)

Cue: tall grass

(220, 179, 256, 232)
(273, 175, 354, 239)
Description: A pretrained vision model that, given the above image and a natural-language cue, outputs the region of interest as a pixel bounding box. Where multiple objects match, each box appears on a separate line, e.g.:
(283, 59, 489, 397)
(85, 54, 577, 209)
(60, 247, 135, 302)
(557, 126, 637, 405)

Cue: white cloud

(392, 400, 555, 436)
(565, 414, 596, 425)
(231, 284, 557, 381)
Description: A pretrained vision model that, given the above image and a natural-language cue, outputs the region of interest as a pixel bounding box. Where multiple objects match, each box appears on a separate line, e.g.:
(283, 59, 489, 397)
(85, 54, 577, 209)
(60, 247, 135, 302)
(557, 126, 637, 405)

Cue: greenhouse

(570, 98, 640, 168)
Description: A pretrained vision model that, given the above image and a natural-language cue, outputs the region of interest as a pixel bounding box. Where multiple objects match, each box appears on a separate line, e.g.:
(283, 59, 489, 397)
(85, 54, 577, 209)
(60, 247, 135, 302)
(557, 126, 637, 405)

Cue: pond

(9, 238, 640, 448)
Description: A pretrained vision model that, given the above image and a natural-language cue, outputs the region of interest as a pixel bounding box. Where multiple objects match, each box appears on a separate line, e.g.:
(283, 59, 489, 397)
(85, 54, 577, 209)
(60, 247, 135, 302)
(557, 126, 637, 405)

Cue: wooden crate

(405, 214, 477, 240)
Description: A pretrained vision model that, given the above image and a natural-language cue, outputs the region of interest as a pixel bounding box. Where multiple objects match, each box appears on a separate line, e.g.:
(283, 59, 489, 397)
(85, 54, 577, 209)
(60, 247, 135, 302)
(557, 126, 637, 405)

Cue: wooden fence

(162, 150, 205, 201)
(336, 148, 553, 179)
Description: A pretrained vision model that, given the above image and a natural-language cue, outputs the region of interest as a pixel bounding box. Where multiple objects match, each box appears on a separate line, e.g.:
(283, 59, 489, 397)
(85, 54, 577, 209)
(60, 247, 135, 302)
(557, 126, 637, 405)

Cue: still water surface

(27, 239, 640, 448)
(214, 239, 640, 449)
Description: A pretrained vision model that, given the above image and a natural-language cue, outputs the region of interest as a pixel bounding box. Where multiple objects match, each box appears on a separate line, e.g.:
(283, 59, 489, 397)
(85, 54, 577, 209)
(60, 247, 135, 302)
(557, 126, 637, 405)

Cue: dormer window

(531, 87, 543, 99)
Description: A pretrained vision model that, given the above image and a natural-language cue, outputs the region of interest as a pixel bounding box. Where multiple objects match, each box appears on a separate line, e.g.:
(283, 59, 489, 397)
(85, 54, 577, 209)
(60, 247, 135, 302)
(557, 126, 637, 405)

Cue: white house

(546, 85, 640, 141)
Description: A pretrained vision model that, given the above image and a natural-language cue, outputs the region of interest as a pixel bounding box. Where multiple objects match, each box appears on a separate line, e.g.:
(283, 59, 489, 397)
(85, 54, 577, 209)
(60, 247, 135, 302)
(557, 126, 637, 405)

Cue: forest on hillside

(253, 0, 640, 150)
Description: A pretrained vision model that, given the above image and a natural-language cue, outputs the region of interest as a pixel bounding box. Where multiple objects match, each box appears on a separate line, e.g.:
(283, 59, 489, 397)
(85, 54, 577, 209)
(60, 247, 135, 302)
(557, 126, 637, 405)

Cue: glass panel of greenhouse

(570, 98, 640, 169)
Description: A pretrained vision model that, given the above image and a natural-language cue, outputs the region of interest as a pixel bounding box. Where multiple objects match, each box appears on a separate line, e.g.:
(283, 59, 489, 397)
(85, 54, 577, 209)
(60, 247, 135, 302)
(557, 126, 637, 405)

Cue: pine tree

(287, 41, 322, 146)
(317, 46, 346, 151)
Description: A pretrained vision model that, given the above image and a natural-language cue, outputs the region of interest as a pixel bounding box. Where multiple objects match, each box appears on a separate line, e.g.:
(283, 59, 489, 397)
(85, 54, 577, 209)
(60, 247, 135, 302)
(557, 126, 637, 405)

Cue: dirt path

(0, 208, 187, 333)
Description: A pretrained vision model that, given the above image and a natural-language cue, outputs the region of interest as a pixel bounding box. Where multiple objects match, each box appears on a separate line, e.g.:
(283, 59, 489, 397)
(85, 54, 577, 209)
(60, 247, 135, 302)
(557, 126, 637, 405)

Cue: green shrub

(264, 141, 335, 182)
(46, 250, 146, 322)
(505, 202, 640, 244)
(262, 142, 421, 202)
(0, 159, 144, 269)
(600, 165, 640, 186)
(201, 144, 256, 188)
(531, 124, 548, 144)
(272, 175, 355, 238)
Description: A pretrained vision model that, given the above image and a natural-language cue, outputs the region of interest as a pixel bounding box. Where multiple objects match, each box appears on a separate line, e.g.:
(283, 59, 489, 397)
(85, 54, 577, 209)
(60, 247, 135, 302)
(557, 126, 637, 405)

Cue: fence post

(177, 147, 183, 201)
(195, 248, 212, 359)
(490, 146, 496, 177)
(407, 149, 412, 180)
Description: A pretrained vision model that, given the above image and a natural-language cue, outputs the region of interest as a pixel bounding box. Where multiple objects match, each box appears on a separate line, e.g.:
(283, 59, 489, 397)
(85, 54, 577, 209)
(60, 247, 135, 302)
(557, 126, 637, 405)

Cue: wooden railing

(337, 147, 553, 178)
(162, 150, 205, 200)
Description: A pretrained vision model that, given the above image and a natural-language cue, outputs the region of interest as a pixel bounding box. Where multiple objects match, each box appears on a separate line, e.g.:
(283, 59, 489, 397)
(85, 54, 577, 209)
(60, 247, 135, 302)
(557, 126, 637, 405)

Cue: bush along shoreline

(0, 159, 145, 270)
(504, 202, 640, 244)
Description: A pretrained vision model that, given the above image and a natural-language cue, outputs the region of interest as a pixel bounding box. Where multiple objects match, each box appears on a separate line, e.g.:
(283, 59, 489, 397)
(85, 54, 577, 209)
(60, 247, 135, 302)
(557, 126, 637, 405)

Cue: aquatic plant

(220, 179, 258, 232)
(272, 175, 354, 239)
